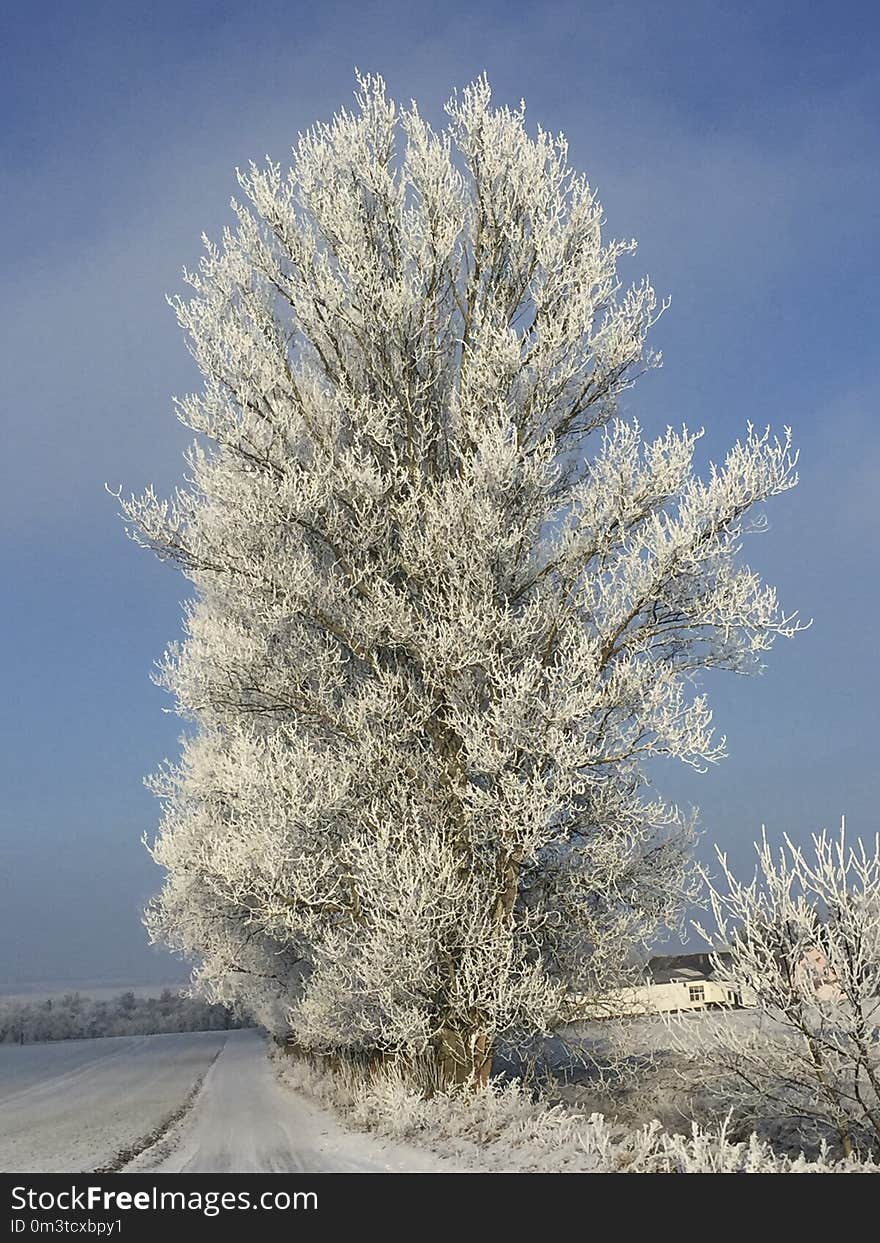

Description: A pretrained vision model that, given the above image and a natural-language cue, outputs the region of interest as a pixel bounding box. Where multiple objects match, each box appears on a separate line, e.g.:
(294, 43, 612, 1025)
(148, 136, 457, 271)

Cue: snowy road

(0, 1028, 457, 1173)
(130, 1028, 454, 1172)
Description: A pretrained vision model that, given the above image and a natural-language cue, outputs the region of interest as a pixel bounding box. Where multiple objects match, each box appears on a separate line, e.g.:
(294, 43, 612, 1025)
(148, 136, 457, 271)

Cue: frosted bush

(275, 1049, 879, 1173)
(674, 824, 880, 1158)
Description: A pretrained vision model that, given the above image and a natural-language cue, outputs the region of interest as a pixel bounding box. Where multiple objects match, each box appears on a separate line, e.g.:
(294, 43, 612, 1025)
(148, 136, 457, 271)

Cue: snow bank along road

(0, 1029, 457, 1173)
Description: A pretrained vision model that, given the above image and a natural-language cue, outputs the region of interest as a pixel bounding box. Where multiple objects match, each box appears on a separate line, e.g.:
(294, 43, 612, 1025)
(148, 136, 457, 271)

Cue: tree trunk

(434, 1024, 493, 1090)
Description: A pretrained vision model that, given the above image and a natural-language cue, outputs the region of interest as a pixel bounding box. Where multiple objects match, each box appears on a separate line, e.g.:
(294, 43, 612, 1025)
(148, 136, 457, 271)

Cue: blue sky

(1, 0, 878, 988)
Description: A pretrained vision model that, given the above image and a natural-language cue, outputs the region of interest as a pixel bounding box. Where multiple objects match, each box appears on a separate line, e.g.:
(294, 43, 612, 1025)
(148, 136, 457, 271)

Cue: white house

(572, 953, 754, 1019)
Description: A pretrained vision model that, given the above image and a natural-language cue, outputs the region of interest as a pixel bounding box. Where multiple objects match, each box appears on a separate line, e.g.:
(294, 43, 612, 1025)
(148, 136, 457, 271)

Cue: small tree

(684, 825, 880, 1157)
(120, 75, 802, 1088)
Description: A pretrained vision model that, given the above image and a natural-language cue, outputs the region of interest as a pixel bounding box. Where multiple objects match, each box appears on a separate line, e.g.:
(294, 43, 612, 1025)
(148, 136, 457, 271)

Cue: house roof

(645, 952, 732, 984)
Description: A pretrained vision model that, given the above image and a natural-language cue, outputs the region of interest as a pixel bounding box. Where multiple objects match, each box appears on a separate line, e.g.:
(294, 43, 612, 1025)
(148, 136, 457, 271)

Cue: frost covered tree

(679, 826, 880, 1157)
(119, 75, 802, 1087)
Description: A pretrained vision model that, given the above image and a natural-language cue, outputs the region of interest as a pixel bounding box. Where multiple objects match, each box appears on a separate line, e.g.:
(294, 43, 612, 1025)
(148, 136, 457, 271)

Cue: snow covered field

(0, 1028, 461, 1173)
(0, 1029, 225, 1172)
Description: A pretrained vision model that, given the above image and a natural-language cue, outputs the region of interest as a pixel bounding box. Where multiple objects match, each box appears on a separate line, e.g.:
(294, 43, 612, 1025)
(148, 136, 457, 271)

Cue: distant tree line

(0, 989, 252, 1044)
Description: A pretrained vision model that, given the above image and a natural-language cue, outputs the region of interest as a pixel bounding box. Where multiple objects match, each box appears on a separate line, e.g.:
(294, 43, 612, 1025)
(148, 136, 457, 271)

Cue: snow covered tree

(680, 826, 880, 1158)
(120, 75, 802, 1087)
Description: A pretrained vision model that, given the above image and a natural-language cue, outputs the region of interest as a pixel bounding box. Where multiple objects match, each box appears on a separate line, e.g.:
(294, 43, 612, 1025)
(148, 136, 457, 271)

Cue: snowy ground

(0, 1029, 462, 1173)
(0, 1030, 225, 1172)
(0, 1012, 751, 1175)
(131, 1029, 465, 1172)
(3, 1019, 874, 1174)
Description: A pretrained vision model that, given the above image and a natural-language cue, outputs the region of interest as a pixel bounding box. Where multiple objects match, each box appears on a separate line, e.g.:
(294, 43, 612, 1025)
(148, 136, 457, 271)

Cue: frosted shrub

(673, 824, 880, 1159)
(277, 1049, 879, 1173)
